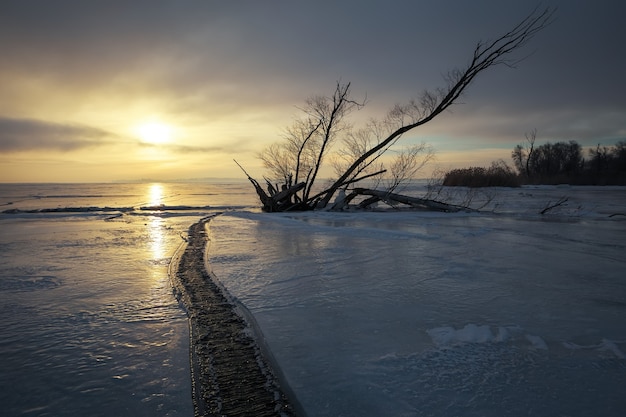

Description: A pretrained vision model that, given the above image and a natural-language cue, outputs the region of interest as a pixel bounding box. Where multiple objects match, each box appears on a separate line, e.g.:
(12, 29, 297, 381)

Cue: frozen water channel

(208, 186, 626, 416)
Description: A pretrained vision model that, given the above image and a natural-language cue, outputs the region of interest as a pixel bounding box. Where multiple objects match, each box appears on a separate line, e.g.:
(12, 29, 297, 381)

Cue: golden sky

(1, 1, 625, 182)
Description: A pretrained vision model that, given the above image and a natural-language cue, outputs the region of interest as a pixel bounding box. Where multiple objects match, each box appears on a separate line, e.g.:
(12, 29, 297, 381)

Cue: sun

(136, 121, 172, 145)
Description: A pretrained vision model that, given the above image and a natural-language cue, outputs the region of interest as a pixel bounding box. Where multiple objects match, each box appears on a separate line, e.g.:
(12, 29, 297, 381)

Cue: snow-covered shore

(207, 186, 626, 416)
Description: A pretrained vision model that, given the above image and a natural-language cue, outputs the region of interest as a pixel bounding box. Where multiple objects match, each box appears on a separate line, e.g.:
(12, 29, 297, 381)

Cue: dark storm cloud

(0, 1, 542, 93)
(0, 2, 210, 82)
(0, 117, 114, 152)
(2, 1, 624, 89)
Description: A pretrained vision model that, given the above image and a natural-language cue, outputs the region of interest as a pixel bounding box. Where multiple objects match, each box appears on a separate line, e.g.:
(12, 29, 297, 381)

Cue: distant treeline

(443, 140, 626, 187)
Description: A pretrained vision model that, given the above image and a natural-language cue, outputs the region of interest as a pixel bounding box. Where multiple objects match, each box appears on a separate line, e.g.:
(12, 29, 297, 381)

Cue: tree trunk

(353, 188, 477, 212)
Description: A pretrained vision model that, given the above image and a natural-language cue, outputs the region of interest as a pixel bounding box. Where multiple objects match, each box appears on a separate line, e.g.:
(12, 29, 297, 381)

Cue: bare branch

(540, 196, 568, 215)
(243, 6, 554, 212)
(315, 6, 554, 209)
(384, 143, 435, 193)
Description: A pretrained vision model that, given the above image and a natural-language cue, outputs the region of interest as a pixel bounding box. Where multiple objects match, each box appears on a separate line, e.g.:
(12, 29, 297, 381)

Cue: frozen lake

(208, 186, 626, 416)
(1, 182, 625, 416)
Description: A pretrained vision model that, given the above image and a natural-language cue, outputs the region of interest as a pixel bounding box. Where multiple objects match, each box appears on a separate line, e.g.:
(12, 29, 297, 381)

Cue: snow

(207, 186, 626, 416)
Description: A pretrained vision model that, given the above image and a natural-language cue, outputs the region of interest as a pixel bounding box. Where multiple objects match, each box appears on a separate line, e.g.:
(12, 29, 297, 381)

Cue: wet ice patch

(0, 275, 63, 292)
(427, 324, 514, 346)
(427, 323, 626, 360)
(366, 337, 626, 417)
(455, 227, 492, 238)
(525, 334, 548, 350)
(598, 339, 625, 358)
(564, 338, 625, 359)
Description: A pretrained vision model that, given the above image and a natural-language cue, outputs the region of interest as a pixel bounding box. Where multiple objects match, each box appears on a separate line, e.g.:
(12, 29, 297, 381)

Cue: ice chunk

(456, 324, 494, 343)
(427, 324, 495, 346)
(525, 334, 548, 350)
(494, 326, 511, 342)
(427, 326, 457, 346)
(563, 339, 624, 358)
(599, 339, 624, 358)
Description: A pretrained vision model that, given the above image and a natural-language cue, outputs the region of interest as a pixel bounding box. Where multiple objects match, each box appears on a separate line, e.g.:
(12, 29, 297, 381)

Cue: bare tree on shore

(237, 6, 555, 212)
(512, 129, 537, 179)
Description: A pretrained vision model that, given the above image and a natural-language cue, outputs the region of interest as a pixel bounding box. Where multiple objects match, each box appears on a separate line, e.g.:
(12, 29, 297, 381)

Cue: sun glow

(136, 121, 172, 144)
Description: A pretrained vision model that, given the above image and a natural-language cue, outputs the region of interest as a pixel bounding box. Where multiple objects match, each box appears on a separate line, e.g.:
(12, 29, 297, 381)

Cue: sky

(1, 1, 625, 183)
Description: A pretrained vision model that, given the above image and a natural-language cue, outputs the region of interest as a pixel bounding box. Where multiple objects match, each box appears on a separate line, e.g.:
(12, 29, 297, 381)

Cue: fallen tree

(238, 6, 555, 212)
(350, 188, 477, 212)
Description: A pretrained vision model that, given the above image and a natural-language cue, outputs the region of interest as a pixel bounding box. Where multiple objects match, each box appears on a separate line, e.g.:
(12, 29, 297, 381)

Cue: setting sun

(136, 121, 172, 144)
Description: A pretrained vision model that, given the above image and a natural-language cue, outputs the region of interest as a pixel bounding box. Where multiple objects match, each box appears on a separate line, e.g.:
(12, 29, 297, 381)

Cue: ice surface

(0, 183, 253, 417)
(0, 214, 198, 416)
(3, 183, 626, 416)
(428, 324, 498, 345)
(207, 186, 626, 416)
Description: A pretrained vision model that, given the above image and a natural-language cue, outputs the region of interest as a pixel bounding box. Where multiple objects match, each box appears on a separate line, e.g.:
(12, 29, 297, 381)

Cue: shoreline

(169, 216, 298, 416)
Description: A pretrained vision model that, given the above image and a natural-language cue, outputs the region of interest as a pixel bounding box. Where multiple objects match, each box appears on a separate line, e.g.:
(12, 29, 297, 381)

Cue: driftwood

(236, 156, 478, 212)
(266, 182, 308, 212)
(235, 160, 311, 212)
(255, 180, 308, 212)
(540, 196, 568, 215)
(352, 188, 478, 212)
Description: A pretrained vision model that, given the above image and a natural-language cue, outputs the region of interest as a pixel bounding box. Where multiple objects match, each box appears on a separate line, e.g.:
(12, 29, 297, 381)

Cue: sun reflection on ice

(148, 183, 164, 207)
(146, 184, 166, 265)
(149, 217, 165, 262)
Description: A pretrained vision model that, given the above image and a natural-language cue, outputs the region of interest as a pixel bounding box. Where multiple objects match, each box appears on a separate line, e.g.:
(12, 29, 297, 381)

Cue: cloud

(1, 1, 626, 182)
(0, 117, 115, 152)
(3, 1, 625, 122)
(138, 142, 225, 154)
